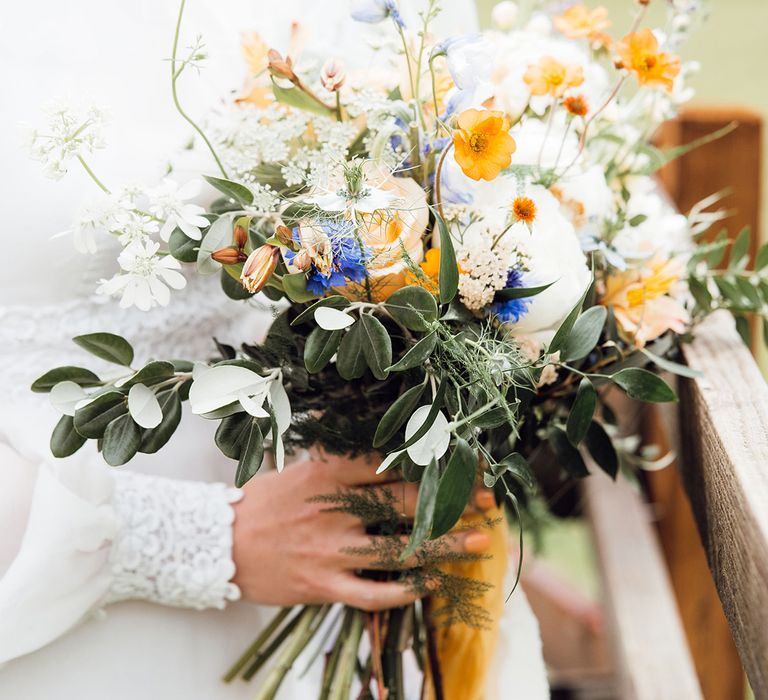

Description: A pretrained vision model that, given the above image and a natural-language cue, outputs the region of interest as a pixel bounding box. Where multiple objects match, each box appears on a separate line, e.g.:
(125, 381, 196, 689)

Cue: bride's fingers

(340, 529, 492, 571)
(330, 573, 422, 612)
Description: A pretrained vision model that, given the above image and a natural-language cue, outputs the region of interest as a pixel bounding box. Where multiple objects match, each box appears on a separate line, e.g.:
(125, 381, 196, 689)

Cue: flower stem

(433, 140, 454, 222)
(222, 606, 292, 682)
(76, 156, 110, 194)
(171, 0, 229, 178)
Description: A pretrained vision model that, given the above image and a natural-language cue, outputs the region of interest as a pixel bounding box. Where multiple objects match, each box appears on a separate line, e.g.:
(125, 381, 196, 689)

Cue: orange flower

(616, 28, 681, 92)
(563, 94, 589, 117)
(240, 244, 280, 293)
(406, 248, 441, 293)
(512, 196, 537, 225)
(554, 4, 611, 40)
(452, 109, 516, 182)
(601, 257, 689, 346)
(523, 56, 584, 98)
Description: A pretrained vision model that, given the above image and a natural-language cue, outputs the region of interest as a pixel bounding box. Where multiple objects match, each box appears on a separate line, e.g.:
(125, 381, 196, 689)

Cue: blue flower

(351, 0, 406, 29)
(285, 220, 369, 296)
(491, 267, 532, 323)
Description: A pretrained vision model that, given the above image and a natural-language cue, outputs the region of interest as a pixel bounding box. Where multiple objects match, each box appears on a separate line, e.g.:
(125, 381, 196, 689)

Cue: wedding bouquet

(28, 0, 765, 697)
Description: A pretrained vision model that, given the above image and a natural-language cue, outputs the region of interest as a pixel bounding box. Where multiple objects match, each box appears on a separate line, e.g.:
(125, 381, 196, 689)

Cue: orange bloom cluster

(452, 108, 516, 181)
(616, 28, 681, 92)
(554, 4, 612, 46)
(523, 56, 584, 98)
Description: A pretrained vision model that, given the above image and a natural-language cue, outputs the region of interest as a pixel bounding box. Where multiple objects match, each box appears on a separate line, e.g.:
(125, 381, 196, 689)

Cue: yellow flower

(523, 56, 585, 98)
(616, 28, 681, 92)
(240, 31, 269, 75)
(405, 247, 441, 293)
(452, 109, 516, 182)
(554, 4, 611, 40)
(601, 257, 689, 346)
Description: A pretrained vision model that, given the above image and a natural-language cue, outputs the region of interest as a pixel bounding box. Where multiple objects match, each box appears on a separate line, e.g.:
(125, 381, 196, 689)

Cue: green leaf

(638, 121, 737, 175)
(431, 438, 476, 539)
(585, 421, 618, 479)
(221, 268, 254, 300)
(755, 242, 768, 271)
(499, 453, 536, 491)
(729, 226, 751, 271)
(139, 390, 182, 454)
(102, 413, 141, 466)
(403, 458, 439, 558)
(235, 420, 264, 487)
(282, 272, 318, 303)
(197, 214, 234, 275)
(336, 323, 368, 380)
(168, 227, 199, 263)
(549, 427, 589, 478)
(612, 367, 678, 403)
(494, 280, 555, 301)
(562, 306, 606, 362)
(641, 348, 702, 379)
(304, 327, 343, 374)
(203, 175, 254, 206)
(384, 286, 438, 332)
(688, 275, 712, 312)
(548, 284, 590, 354)
(291, 296, 349, 326)
(398, 377, 447, 450)
(32, 366, 101, 393)
(359, 314, 392, 380)
(435, 214, 459, 304)
(215, 412, 252, 459)
(373, 383, 426, 448)
(123, 361, 175, 388)
(73, 391, 128, 438)
(73, 333, 134, 366)
(271, 80, 334, 117)
(388, 332, 437, 372)
(566, 378, 596, 446)
(50, 414, 87, 458)
(734, 313, 751, 345)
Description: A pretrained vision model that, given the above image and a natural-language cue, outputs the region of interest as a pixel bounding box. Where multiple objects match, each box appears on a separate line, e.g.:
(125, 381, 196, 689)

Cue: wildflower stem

(76, 156, 110, 194)
(434, 140, 454, 221)
(171, 0, 229, 178)
(537, 97, 558, 174)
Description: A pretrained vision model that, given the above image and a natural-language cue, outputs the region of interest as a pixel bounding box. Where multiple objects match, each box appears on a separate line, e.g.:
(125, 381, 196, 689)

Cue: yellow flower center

(469, 133, 488, 153)
(643, 55, 657, 70)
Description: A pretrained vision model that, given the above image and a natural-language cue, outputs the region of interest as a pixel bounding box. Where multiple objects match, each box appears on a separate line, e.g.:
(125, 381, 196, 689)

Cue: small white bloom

(98, 240, 186, 311)
(25, 100, 109, 180)
(149, 179, 209, 241)
(71, 194, 128, 254)
(491, 1, 519, 30)
(115, 211, 160, 246)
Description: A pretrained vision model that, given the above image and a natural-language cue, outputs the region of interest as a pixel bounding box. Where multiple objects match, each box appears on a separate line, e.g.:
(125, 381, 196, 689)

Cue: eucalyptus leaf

(641, 348, 702, 379)
(373, 382, 426, 448)
(403, 458, 439, 558)
(32, 366, 101, 393)
(197, 214, 234, 275)
(235, 420, 264, 487)
(215, 412, 252, 459)
(283, 272, 317, 303)
(397, 378, 447, 451)
(73, 391, 128, 438)
(384, 287, 438, 332)
(221, 268, 253, 300)
(304, 327, 342, 373)
(611, 367, 678, 403)
(50, 414, 87, 458)
(139, 390, 182, 454)
(388, 332, 437, 372)
(122, 361, 175, 388)
(168, 227, 199, 263)
(359, 314, 392, 380)
(431, 438, 476, 539)
(292, 296, 349, 326)
(203, 175, 254, 206)
(336, 323, 368, 380)
(566, 378, 596, 446)
(73, 333, 134, 366)
(102, 413, 141, 466)
(562, 306, 606, 362)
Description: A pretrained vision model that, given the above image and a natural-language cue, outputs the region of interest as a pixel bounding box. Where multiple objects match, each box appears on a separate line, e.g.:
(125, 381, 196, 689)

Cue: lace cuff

(105, 471, 242, 610)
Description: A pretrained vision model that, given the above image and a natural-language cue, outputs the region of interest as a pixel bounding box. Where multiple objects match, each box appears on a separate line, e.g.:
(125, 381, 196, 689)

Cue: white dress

(0, 1, 549, 697)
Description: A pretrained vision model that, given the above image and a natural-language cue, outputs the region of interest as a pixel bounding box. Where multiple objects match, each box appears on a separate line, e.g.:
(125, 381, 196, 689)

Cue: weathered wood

(679, 310, 768, 697)
(584, 466, 703, 700)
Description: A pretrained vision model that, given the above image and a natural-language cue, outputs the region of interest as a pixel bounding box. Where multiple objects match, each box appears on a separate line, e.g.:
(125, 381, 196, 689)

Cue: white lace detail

(106, 470, 243, 610)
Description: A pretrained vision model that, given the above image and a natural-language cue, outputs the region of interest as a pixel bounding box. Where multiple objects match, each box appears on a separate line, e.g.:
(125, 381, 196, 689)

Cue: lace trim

(106, 470, 243, 610)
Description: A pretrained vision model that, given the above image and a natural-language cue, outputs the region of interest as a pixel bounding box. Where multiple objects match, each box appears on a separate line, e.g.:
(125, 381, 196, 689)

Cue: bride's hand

(231, 452, 495, 611)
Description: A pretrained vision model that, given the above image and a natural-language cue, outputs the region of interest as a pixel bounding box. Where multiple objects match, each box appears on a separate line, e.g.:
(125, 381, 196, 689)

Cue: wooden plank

(679, 310, 768, 697)
(584, 466, 703, 700)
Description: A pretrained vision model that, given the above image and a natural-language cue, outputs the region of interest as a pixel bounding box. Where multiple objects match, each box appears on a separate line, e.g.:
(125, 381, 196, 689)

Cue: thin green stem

(76, 156, 110, 194)
(171, 0, 228, 178)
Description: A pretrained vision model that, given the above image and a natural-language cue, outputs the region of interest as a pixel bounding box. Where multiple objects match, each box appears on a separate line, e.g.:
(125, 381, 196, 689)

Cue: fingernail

(475, 489, 496, 511)
(464, 531, 491, 554)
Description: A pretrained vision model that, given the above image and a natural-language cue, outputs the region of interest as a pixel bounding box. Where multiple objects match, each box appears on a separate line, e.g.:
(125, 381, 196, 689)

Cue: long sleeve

(0, 445, 242, 665)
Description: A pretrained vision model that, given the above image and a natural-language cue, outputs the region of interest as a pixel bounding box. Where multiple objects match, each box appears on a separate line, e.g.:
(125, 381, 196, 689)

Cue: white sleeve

(0, 445, 242, 664)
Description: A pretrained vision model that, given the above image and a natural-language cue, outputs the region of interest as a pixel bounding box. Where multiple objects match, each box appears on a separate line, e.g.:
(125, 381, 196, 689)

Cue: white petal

(149, 277, 171, 307)
(238, 388, 270, 418)
(158, 267, 187, 290)
(50, 381, 87, 416)
(405, 406, 450, 466)
(178, 218, 202, 240)
(314, 307, 355, 331)
(268, 379, 292, 433)
(177, 180, 201, 200)
(376, 449, 404, 475)
(128, 383, 163, 429)
(189, 365, 267, 415)
(159, 218, 176, 242)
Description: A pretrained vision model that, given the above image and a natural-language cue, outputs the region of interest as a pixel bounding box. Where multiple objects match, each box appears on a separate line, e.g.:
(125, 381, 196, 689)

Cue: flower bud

(233, 222, 248, 249)
(267, 49, 296, 82)
(491, 1, 519, 31)
(212, 246, 247, 265)
(241, 244, 281, 293)
(320, 58, 346, 92)
(275, 224, 294, 247)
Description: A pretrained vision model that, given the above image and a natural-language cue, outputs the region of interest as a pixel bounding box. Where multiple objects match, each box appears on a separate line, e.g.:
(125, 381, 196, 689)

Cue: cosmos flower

(616, 29, 681, 92)
(523, 55, 584, 98)
(553, 5, 611, 41)
(452, 109, 516, 182)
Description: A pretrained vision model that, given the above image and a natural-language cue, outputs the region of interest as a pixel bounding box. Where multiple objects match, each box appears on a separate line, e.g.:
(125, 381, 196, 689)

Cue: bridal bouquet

(29, 0, 764, 697)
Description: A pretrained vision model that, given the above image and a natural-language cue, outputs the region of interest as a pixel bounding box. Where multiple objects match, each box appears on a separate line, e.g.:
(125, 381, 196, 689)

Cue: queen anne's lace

(106, 470, 242, 610)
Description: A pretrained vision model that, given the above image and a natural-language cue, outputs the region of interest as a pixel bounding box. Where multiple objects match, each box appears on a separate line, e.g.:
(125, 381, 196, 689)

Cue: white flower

(98, 240, 186, 311)
(149, 179, 209, 241)
(116, 211, 161, 246)
(491, 1, 519, 30)
(25, 100, 108, 180)
(71, 194, 129, 254)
